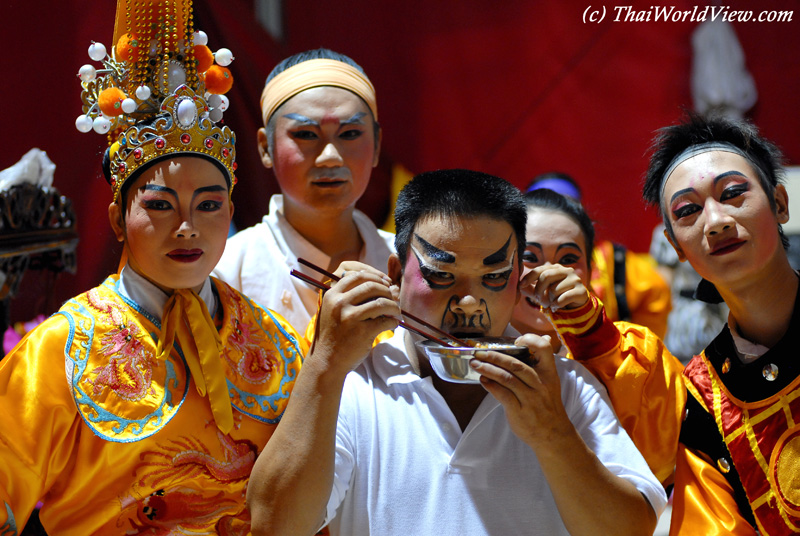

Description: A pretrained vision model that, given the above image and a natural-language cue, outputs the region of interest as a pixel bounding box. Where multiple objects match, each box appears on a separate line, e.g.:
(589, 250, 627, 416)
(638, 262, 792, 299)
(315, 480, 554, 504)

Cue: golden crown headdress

(75, 0, 237, 201)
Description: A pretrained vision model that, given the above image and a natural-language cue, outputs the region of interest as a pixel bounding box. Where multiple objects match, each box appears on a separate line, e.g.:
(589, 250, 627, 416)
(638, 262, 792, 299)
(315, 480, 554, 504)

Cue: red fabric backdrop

(3, 0, 799, 323)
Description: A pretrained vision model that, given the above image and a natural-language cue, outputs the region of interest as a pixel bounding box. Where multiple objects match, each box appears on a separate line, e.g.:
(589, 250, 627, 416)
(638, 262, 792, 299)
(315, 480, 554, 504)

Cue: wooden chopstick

(290, 269, 456, 348)
(296, 258, 470, 347)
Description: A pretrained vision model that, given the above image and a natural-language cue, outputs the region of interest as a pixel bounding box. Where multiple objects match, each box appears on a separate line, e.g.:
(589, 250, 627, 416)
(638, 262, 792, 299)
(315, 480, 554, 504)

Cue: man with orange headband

(213, 49, 394, 333)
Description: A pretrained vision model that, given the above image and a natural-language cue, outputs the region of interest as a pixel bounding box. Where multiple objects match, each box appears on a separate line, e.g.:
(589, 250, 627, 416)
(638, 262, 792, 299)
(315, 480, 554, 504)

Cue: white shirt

(212, 194, 395, 333)
(325, 329, 667, 535)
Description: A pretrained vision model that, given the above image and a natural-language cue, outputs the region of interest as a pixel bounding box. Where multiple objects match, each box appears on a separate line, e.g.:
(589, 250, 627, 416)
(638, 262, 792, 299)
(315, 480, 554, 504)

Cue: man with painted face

(213, 48, 394, 334)
(644, 114, 798, 535)
(246, 169, 666, 536)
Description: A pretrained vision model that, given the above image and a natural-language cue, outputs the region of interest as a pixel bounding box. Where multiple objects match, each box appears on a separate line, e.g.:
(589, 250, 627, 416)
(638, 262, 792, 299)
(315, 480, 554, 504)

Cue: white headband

(660, 141, 750, 201)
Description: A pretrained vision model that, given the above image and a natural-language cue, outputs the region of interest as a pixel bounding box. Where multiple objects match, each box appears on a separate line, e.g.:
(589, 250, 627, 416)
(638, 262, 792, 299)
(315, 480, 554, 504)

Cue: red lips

(167, 249, 203, 262)
(710, 239, 745, 256)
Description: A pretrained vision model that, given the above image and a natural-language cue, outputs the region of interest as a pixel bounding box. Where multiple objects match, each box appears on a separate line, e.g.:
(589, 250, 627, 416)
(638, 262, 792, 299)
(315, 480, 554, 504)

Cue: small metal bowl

(415, 337, 532, 384)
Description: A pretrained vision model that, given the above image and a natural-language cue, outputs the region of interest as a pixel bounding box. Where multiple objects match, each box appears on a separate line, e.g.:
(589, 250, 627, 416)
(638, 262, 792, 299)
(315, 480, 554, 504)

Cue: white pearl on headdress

(92, 116, 111, 134)
(135, 85, 151, 100)
(148, 39, 159, 57)
(88, 42, 107, 62)
(193, 31, 208, 46)
(176, 98, 198, 128)
(209, 107, 223, 122)
(78, 64, 97, 82)
(75, 114, 93, 133)
(121, 98, 137, 114)
(214, 48, 234, 67)
(166, 61, 187, 92)
(207, 94, 222, 108)
(217, 94, 229, 112)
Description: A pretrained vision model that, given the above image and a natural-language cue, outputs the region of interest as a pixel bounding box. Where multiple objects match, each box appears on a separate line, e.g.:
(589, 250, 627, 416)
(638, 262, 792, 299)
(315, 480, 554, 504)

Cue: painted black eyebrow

(195, 185, 227, 194)
(670, 170, 748, 204)
(141, 184, 226, 199)
(714, 170, 747, 184)
(483, 235, 512, 265)
(142, 184, 175, 195)
(525, 241, 582, 252)
(414, 234, 455, 263)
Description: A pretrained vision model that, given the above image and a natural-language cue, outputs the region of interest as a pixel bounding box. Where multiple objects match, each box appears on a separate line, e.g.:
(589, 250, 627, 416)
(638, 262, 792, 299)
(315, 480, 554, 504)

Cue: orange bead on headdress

(75, 0, 237, 201)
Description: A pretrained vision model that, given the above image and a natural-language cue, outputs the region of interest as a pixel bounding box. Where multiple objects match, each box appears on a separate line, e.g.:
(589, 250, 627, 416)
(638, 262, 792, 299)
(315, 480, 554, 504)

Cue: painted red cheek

(406, 263, 430, 292)
(403, 262, 440, 307)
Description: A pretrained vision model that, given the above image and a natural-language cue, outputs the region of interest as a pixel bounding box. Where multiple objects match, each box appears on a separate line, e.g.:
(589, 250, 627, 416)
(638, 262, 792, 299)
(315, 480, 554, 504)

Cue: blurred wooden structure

(0, 184, 78, 359)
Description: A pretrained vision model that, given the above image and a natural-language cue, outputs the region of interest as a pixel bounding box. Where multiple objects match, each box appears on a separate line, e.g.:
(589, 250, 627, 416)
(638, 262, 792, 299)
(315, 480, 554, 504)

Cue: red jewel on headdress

(233, 176, 238, 185)
(111, 176, 118, 188)
(155, 137, 166, 150)
(232, 162, 238, 171)
(133, 148, 143, 160)
(181, 133, 191, 145)
(204, 138, 214, 149)
(222, 148, 230, 158)
(118, 163, 126, 174)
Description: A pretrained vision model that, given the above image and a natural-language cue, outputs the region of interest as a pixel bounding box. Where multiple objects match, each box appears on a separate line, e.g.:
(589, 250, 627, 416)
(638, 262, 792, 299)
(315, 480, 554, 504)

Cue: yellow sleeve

(590, 242, 672, 339)
(669, 444, 758, 536)
(624, 251, 672, 340)
(0, 315, 83, 530)
(553, 295, 686, 485)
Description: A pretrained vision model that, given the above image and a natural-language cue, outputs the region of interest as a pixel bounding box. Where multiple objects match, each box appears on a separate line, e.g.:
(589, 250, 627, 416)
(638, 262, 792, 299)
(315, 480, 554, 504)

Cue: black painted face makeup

(398, 215, 520, 339)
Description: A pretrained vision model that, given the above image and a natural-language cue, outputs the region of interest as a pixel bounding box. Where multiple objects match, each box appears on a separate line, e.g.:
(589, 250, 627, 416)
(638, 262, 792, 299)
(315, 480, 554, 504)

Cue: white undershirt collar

(118, 264, 217, 321)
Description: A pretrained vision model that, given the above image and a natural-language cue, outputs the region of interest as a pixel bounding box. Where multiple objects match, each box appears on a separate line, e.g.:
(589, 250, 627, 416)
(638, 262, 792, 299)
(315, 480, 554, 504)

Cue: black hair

(643, 112, 788, 248)
(263, 48, 380, 153)
(394, 169, 527, 270)
(523, 188, 595, 271)
(102, 146, 142, 206)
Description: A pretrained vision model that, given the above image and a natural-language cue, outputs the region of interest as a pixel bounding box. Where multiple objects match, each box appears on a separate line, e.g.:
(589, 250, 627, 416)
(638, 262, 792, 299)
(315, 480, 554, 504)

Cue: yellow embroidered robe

(0, 276, 304, 535)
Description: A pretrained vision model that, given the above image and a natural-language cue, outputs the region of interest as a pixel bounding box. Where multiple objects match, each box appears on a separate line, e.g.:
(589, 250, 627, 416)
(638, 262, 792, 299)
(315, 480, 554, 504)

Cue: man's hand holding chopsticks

(310, 261, 401, 376)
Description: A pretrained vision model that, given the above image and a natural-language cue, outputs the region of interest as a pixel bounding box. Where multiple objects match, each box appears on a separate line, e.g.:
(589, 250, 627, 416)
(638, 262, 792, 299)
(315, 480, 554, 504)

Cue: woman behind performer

(512, 187, 685, 487)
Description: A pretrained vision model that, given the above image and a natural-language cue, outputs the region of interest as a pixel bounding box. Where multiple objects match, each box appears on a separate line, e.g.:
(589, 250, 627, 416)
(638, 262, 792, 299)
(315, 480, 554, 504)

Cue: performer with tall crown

(0, 1, 307, 533)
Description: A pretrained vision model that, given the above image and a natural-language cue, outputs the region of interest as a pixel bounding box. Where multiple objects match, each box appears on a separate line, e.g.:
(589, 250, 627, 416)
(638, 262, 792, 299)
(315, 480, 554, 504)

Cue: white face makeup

(111, 156, 232, 293)
(511, 208, 590, 336)
(262, 86, 379, 220)
(661, 150, 788, 289)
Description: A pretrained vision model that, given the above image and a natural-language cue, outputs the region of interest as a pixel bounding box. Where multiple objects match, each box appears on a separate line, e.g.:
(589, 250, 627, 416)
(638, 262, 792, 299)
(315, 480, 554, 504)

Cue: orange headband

(260, 58, 378, 126)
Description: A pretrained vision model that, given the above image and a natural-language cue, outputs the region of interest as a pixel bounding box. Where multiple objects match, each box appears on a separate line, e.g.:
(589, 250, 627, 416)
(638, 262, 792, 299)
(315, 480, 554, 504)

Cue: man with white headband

(643, 113, 797, 535)
(213, 49, 394, 333)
